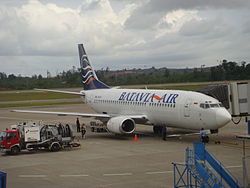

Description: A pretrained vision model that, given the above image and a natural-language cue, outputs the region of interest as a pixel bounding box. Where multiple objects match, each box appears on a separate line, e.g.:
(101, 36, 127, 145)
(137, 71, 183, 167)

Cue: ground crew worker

(81, 123, 86, 139)
(76, 118, 80, 132)
(200, 128, 209, 143)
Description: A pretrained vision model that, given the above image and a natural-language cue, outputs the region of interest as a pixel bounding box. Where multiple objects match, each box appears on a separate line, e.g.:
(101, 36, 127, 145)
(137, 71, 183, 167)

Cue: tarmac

(0, 103, 249, 188)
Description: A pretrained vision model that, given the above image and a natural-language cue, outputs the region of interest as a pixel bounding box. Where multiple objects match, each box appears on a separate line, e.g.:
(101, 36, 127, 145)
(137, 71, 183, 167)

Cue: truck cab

(0, 129, 21, 154)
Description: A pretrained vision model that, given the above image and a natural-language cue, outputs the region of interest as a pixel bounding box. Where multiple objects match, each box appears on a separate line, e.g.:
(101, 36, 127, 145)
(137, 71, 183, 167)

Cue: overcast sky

(1, 0, 250, 76)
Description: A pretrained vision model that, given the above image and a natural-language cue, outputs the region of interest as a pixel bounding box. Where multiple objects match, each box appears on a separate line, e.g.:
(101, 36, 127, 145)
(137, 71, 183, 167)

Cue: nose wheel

(201, 135, 209, 143)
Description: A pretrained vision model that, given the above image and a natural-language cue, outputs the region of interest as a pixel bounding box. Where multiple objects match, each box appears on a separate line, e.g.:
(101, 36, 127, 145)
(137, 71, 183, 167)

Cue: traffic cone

(134, 134, 138, 142)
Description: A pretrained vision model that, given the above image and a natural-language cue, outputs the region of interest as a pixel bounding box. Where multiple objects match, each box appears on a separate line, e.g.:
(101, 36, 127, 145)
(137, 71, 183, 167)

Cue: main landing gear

(153, 126, 163, 135)
(153, 126, 167, 140)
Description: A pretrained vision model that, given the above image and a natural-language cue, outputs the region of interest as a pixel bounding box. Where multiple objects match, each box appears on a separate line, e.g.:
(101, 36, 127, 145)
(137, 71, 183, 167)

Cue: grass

(148, 84, 210, 91)
(0, 91, 81, 108)
(0, 101, 80, 108)
(0, 84, 209, 108)
(0, 92, 79, 102)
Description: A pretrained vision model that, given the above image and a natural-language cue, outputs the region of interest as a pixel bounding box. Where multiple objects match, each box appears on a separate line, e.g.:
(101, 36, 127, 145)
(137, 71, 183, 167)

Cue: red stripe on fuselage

(153, 95, 162, 100)
(87, 77, 95, 85)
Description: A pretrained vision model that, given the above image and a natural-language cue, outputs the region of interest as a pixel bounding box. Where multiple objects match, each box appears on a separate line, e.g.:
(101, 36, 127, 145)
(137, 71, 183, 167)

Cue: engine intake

(107, 116, 135, 134)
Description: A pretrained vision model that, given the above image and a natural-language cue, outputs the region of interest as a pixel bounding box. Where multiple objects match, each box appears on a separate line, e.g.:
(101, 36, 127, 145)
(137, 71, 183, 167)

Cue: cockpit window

(200, 103, 222, 109)
(200, 103, 210, 109)
(210, 104, 219, 108)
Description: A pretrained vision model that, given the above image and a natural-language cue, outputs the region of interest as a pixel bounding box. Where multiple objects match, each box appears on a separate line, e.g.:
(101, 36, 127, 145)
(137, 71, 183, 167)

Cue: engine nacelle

(107, 116, 135, 134)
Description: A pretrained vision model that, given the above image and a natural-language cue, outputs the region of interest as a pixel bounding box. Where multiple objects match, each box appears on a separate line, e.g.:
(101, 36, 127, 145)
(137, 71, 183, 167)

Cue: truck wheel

(11, 146, 20, 155)
(51, 143, 60, 152)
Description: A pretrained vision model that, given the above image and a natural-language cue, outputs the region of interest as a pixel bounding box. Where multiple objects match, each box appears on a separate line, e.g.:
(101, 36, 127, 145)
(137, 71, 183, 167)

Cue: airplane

(12, 44, 232, 135)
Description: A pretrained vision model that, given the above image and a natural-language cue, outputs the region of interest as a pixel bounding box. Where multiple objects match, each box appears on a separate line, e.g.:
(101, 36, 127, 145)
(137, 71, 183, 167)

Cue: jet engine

(107, 116, 135, 134)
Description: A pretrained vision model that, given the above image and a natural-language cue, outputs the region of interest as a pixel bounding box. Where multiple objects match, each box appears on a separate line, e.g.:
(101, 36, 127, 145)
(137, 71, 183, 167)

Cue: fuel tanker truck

(0, 121, 79, 155)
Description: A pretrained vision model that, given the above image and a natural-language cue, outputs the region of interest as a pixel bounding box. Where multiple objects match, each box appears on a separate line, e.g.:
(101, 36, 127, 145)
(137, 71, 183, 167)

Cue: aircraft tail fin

(78, 44, 110, 90)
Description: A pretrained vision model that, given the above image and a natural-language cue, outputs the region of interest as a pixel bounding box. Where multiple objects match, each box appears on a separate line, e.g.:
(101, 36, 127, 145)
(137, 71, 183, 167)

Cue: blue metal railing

(186, 146, 226, 188)
(173, 162, 202, 188)
(194, 142, 241, 188)
(205, 150, 241, 188)
(172, 143, 241, 188)
(195, 160, 222, 188)
(0, 171, 6, 188)
(195, 155, 227, 188)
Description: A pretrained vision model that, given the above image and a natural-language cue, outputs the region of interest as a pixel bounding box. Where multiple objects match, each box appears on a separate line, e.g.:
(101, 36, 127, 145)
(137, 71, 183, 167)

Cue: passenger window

(205, 104, 210, 109)
(200, 104, 205, 108)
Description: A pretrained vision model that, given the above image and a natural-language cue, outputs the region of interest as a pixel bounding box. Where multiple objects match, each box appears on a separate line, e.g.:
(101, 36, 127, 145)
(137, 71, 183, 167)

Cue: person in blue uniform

(200, 128, 209, 143)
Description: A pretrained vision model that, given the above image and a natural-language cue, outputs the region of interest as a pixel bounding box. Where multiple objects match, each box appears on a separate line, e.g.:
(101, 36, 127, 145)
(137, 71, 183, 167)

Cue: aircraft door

(184, 99, 192, 117)
(86, 94, 93, 104)
(198, 106, 209, 127)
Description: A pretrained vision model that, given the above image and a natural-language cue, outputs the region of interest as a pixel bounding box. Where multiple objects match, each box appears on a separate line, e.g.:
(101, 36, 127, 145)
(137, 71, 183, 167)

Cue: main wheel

(50, 143, 60, 152)
(11, 146, 20, 155)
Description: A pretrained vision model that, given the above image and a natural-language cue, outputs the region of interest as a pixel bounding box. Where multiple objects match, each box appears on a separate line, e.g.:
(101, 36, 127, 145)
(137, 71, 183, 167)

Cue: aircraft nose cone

(216, 109, 231, 127)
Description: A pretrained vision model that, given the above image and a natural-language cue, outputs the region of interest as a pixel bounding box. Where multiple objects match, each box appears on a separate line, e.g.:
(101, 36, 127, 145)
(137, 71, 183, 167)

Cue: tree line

(0, 60, 249, 90)
(0, 68, 81, 90)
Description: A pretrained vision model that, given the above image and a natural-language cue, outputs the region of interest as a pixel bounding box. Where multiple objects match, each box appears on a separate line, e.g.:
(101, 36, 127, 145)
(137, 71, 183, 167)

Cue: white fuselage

(83, 88, 231, 130)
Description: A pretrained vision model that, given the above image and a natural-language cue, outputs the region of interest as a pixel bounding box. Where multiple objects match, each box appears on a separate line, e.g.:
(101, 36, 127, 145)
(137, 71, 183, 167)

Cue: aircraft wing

(11, 110, 148, 120)
(11, 110, 110, 118)
(35, 89, 84, 96)
(11, 110, 148, 123)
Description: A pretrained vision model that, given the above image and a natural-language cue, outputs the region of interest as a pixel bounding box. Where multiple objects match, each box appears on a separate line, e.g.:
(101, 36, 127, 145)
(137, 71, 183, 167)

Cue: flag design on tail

(78, 44, 110, 90)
